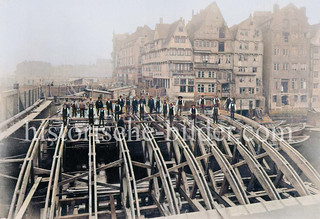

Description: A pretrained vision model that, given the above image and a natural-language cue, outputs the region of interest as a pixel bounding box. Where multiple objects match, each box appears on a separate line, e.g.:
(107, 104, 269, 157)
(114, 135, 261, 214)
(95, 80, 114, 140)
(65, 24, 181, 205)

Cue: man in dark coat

(198, 96, 206, 114)
(125, 97, 131, 114)
(95, 97, 103, 116)
(148, 96, 155, 113)
(88, 104, 94, 126)
(229, 100, 236, 120)
(139, 102, 145, 120)
(99, 108, 105, 127)
(62, 103, 69, 126)
(132, 97, 138, 115)
(162, 100, 168, 119)
(106, 98, 113, 116)
(190, 105, 197, 125)
(169, 103, 175, 127)
(114, 101, 122, 121)
(155, 97, 161, 113)
(118, 96, 125, 114)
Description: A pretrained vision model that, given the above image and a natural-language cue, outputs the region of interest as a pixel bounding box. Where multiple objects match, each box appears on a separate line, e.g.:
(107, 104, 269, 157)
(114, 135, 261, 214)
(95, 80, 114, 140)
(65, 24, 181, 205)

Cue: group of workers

(61, 95, 237, 127)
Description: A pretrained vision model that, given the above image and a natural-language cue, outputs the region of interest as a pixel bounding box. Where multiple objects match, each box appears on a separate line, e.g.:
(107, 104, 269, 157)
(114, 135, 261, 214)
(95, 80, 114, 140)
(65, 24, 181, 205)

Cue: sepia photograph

(0, 0, 320, 218)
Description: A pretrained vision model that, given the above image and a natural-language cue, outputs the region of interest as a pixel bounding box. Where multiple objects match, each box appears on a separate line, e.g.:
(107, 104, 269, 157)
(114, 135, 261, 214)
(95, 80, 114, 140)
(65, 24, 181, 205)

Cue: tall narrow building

(112, 26, 152, 86)
(141, 19, 194, 100)
(259, 4, 311, 113)
(231, 15, 265, 113)
(187, 2, 234, 104)
(310, 24, 320, 109)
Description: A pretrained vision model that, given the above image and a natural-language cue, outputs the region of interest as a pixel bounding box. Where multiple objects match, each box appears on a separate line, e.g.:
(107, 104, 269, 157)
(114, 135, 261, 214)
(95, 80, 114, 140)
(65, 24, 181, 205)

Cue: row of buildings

(112, 2, 320, 115)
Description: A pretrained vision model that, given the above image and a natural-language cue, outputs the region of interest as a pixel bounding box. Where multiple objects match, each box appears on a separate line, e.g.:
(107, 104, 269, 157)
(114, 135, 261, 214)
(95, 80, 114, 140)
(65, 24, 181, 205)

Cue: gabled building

(231, 15, 265, 113)
(258, 4, 311, 112)
(187, 2, 234, 104)
(112, 26, 152, 86)
(141, 19, 194, 100)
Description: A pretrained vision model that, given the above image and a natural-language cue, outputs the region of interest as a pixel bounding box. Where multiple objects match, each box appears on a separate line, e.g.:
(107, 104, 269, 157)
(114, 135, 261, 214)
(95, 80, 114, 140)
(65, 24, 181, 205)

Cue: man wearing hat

(88, 103, 95, 126)
(198, 95, 206, 114)
(155, 97, 161, 113)
(114, 101, 122, 121)
(148, 96, 155, 113)
(138, 100, 146, 119)
(176, 96, 184, 116)
(106, 98, 113, 116)
(189, 104, 198, 125)
(132, 97, 138, 115)
(169, 103, 175, 127)
(229, 100, 236, 120)
(162, 100, 169, 119)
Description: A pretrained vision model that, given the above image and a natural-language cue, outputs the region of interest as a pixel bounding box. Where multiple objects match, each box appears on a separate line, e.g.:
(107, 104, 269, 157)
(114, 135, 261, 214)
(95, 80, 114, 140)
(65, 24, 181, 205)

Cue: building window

(179, 27, 183, 32)
(208, 84, 215, 93)
(174, 78, 179, 85)
(273, 63, 280, 71)
(292, 78, 297, 89)
(219, 27, 225, 38)
(248, 87, 255, 94)
(273, 95, 277, 102)
(294, 95, 298, 102)
(188, 86, 194, 92)
(240, 87, 246, 94)
(301, 79, 307, 89)
(274, 48, 280, 55)
(301, 95, 307, 102)
(218, 42, 225, 52)
(180, 86, 186, 92)
(252, 67, 257, 73)
(188, 79, 194, 85)
(283, 49, 289, 56)
(314, 72, 319, 78)
(283, 32, 289, 42)
(314, 83, 319, 89)
(198, 84, 204, 92)
(283, 63, 288, 70)
(180, 79, 186, 85)
(292, 63, 297, 71)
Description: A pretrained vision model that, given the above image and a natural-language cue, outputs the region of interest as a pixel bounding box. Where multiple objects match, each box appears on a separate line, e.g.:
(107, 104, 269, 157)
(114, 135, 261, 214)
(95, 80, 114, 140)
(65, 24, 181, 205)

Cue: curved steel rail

(115, 128, 141, 219)
(223, 111, 320, 190)
(134, 115, 180, 215)
(8, 119, 49, 219)
(198, 114, 281, 200)
(220, 113, 309, 196)
(154, 115, 217, 210)
(180, 116, 250, 205)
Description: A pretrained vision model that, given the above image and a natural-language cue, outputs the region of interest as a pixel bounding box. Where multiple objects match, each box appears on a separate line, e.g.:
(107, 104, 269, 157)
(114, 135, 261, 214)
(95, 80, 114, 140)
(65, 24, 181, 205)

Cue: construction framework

(5, 110, 320, 219)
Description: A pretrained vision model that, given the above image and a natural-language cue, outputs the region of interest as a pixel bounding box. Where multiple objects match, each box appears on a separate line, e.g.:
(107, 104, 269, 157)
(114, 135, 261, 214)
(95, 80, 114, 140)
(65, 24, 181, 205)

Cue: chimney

(300, 7, 306, 16)
(273, 4, 279, 13)
(160, 17, 163, 24)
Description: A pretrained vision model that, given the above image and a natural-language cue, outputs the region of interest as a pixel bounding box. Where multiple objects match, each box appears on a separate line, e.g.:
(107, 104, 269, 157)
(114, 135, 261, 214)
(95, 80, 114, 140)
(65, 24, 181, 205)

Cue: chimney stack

(273, 4, 279, 13)
(300, 7, 306, 16)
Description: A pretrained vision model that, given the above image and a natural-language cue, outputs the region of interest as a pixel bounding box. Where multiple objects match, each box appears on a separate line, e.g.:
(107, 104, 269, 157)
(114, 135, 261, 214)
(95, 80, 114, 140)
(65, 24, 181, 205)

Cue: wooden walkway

(0, 100, 52, 142)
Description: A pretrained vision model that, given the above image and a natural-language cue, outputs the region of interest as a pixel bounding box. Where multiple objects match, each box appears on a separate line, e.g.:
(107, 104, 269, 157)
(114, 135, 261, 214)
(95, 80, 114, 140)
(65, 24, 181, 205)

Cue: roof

(186, 2, 228, 40)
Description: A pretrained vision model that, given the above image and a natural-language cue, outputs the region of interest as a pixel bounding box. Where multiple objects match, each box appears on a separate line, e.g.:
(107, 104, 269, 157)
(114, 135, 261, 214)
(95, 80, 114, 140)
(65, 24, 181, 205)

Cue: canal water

(296, 130, 320, 173)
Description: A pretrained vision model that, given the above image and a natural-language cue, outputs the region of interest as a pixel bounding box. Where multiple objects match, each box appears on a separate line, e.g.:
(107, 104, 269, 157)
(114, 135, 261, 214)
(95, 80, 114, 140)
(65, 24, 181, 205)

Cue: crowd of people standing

(61, 94, 237, 127)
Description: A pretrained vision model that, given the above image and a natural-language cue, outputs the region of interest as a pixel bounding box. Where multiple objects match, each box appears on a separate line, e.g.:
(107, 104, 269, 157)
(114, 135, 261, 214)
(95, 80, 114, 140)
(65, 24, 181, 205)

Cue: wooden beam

(15, 177, 42, 219)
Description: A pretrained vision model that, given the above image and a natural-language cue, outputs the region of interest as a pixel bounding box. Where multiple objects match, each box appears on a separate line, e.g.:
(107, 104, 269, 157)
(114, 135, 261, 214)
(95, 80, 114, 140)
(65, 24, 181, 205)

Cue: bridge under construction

(2, 101, 320, 219)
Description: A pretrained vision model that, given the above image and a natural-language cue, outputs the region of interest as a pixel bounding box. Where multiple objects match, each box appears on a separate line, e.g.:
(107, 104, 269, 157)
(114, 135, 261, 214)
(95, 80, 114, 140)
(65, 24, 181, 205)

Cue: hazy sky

(0, 0, 319, 75)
